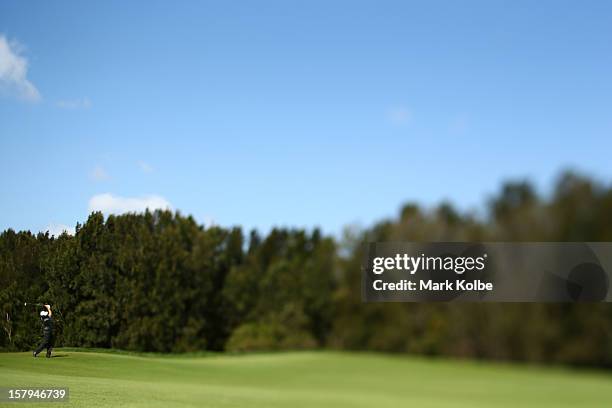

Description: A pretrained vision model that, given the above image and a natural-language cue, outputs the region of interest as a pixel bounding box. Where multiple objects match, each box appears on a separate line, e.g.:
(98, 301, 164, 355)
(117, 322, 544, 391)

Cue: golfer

(33, 304, 54, 358)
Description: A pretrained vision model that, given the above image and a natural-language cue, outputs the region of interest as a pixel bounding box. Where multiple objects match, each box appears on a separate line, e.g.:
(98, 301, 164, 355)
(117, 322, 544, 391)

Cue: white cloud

(202, 215, 216, 227)
(137, 160, 154, 173)
(91, 165, 110, 181)
(387, 106, 412, 125)
(89, 193, 172, 215)
(0, 35, 40, 102)
(57, 97, 91, 109)
(44, 223, 74, 237)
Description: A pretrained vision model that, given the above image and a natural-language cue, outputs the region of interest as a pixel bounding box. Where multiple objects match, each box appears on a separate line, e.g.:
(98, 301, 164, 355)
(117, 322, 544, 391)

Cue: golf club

(23, 302, 64, 322)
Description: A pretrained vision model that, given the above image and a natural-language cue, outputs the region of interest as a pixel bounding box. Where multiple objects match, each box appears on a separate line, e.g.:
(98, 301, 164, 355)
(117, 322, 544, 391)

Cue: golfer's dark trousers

(35, 333, 54, 357)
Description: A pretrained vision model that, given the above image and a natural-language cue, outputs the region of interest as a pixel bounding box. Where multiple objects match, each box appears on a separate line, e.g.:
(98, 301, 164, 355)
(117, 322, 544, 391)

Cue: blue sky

(1, 1, 612, 236)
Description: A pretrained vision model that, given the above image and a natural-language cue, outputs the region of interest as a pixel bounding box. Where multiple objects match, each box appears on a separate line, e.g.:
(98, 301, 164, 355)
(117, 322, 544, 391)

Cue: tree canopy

(2, 171, 612, 367)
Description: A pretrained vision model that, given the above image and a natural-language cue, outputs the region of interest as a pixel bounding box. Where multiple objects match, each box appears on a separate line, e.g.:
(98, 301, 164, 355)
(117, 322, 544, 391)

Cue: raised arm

(44, 304, 52, 317)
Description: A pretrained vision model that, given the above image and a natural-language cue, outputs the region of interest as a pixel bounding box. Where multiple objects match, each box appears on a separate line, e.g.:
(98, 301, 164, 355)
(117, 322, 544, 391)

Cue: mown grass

(1, 349, 611, 407)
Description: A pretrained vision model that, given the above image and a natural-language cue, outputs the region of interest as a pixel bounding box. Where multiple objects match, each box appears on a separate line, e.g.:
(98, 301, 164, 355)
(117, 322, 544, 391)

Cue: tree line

(1, 171, 612, 367)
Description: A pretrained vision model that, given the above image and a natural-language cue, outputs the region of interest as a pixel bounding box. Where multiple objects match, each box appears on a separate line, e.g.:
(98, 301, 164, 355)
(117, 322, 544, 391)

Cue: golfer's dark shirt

(42, 317, 54, 336)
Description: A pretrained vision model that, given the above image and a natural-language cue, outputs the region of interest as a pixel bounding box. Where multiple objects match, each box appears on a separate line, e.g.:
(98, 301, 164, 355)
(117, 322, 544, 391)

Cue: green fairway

(1, 350, 611, 407)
